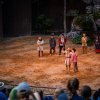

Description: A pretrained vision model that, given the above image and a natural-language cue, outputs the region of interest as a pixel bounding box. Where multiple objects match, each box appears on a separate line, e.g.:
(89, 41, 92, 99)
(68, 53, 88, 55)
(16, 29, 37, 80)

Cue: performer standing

(95, 35, 100, 53)
(81, 33, 88, 54)
(49, 34, 56, 55)
(71, 48, 78, 72)
(37, 37, 44, 57)
(64, 48, 72, 70)
(58, 33, 67, 55)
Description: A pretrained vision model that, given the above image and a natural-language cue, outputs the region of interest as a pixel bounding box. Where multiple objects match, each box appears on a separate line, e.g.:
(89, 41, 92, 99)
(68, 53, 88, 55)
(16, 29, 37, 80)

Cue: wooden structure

(0, 0, 86, 38)
(0, 0, 31, 38)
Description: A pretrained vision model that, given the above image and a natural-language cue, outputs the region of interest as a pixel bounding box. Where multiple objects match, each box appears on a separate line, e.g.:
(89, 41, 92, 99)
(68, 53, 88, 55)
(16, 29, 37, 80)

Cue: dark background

(0, 0, 86, 38)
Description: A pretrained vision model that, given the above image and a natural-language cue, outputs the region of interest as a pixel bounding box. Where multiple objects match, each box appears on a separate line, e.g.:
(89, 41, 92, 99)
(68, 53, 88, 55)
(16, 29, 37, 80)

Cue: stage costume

(64, 51, 71, 66)
(81, 37, 88, 46)
(49, 36, 56, 55)
(95, 36, 100, 53)
(71, 51, 78, 72)
(81, 34, 88, 54)
(58, 34, 67, 55)
(37, 38, 44, 57)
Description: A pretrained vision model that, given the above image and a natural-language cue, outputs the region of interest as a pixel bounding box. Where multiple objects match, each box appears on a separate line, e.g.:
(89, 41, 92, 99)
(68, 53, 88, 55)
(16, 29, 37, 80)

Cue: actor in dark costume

(49, 34, 56, 55)
(95, 35, 100, 53)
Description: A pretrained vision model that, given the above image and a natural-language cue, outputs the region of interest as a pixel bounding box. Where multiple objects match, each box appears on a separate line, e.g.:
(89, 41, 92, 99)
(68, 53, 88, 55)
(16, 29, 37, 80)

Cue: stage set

(0, 36, 100, 90)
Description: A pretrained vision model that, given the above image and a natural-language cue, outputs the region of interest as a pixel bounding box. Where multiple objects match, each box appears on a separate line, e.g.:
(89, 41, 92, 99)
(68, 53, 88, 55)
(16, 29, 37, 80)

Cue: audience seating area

(0, 78, 100, 100)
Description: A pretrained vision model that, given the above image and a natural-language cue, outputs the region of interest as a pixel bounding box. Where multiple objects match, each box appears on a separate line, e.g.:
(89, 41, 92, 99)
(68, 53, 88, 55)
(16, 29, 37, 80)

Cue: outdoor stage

(0, 36, 100, 90)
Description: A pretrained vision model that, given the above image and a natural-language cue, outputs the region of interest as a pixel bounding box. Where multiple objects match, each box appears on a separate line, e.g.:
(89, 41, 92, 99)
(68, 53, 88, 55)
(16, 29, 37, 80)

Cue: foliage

(73, 15, 95, 35)
(71, 34, 82, 44)
(67, 31, 80, 39)
(93, 12, 100, 28)
(36, 15, 54, 33)
(93, 11, 100, 20)
(71, 34, 94, 46)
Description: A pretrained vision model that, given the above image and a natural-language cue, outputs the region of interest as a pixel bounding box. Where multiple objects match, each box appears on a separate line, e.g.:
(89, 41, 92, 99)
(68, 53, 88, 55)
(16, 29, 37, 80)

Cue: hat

(0, 82, 5, 91)
(17, 82, 31, 94)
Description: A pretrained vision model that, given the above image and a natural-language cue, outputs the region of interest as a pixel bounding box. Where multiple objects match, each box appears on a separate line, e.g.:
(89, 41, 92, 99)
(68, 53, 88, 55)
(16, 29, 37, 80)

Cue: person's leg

(63, 45, 65, 51)
(85, 46, 87, 54)
(73, 62, 76, 72)
(82, 46, 85, 54)
(75, 62, 78, 72)
(59, 46, 62, 55)
(50, 47, 52, 54)
(53, 47, 55, 54)
(68, 64, 71, 70)
(41, 51, 43, 56)
(60, 46, 63, 55)
(38, 51, 40, 57)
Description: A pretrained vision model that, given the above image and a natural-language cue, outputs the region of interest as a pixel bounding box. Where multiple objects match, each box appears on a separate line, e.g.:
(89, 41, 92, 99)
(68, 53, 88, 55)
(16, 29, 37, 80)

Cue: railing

(5, 84, 96, 95)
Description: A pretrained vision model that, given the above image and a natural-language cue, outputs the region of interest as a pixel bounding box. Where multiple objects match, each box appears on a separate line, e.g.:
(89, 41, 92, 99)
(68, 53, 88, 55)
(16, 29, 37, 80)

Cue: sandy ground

(0, 36, 100, 90)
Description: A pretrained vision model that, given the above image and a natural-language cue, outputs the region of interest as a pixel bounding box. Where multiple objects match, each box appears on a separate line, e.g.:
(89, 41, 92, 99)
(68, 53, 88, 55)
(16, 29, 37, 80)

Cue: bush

(36, 14, 54, 33)
(73, 15, 96, 36)
(71, 34, 82, 44)
(71, 34, 94, 46)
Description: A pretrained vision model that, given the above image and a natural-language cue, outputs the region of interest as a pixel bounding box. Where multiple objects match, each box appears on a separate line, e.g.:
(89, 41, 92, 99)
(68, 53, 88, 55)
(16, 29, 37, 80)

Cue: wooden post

(64, 0, 67, 34)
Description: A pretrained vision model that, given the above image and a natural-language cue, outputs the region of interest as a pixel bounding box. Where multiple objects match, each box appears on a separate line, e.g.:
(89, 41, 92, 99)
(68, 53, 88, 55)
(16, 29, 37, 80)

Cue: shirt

(71, 52, 77, 62)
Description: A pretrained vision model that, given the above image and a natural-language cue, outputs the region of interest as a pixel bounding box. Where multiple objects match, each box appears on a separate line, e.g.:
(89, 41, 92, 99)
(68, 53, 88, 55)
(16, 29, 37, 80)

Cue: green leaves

(37, 14, 54, 32)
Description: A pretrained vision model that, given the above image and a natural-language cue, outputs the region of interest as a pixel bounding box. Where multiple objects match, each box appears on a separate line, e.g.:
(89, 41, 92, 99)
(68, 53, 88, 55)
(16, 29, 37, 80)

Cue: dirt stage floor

(0, 36, 100, 90)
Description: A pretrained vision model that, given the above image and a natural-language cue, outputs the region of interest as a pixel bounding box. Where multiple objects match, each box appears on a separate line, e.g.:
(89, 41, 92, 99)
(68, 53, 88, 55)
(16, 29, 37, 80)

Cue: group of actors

(37, 33, 88, 73)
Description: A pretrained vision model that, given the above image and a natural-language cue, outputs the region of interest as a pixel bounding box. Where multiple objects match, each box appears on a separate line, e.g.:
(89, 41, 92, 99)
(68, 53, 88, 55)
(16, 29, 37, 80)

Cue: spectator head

(67, 78, 79, 94)
(17, 82, 31, 95)
(81, 85, 92, 100)
(93, 88, 100, 100)
(0, 82, 5, 91)
(17, 82, 33, 99)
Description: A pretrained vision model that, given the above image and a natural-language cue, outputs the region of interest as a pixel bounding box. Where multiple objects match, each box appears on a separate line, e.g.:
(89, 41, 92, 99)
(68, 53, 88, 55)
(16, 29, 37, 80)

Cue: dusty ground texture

(0, 36, 100, 90)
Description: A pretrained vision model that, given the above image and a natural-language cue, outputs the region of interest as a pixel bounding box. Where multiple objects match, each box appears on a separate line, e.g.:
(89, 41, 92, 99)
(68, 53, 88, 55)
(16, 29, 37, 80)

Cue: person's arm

(37, 41, 39, 47)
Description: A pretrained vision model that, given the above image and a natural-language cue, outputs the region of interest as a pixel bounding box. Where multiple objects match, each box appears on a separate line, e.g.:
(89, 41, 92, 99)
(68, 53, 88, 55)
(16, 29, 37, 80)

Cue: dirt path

(0, 36, 100, 89)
